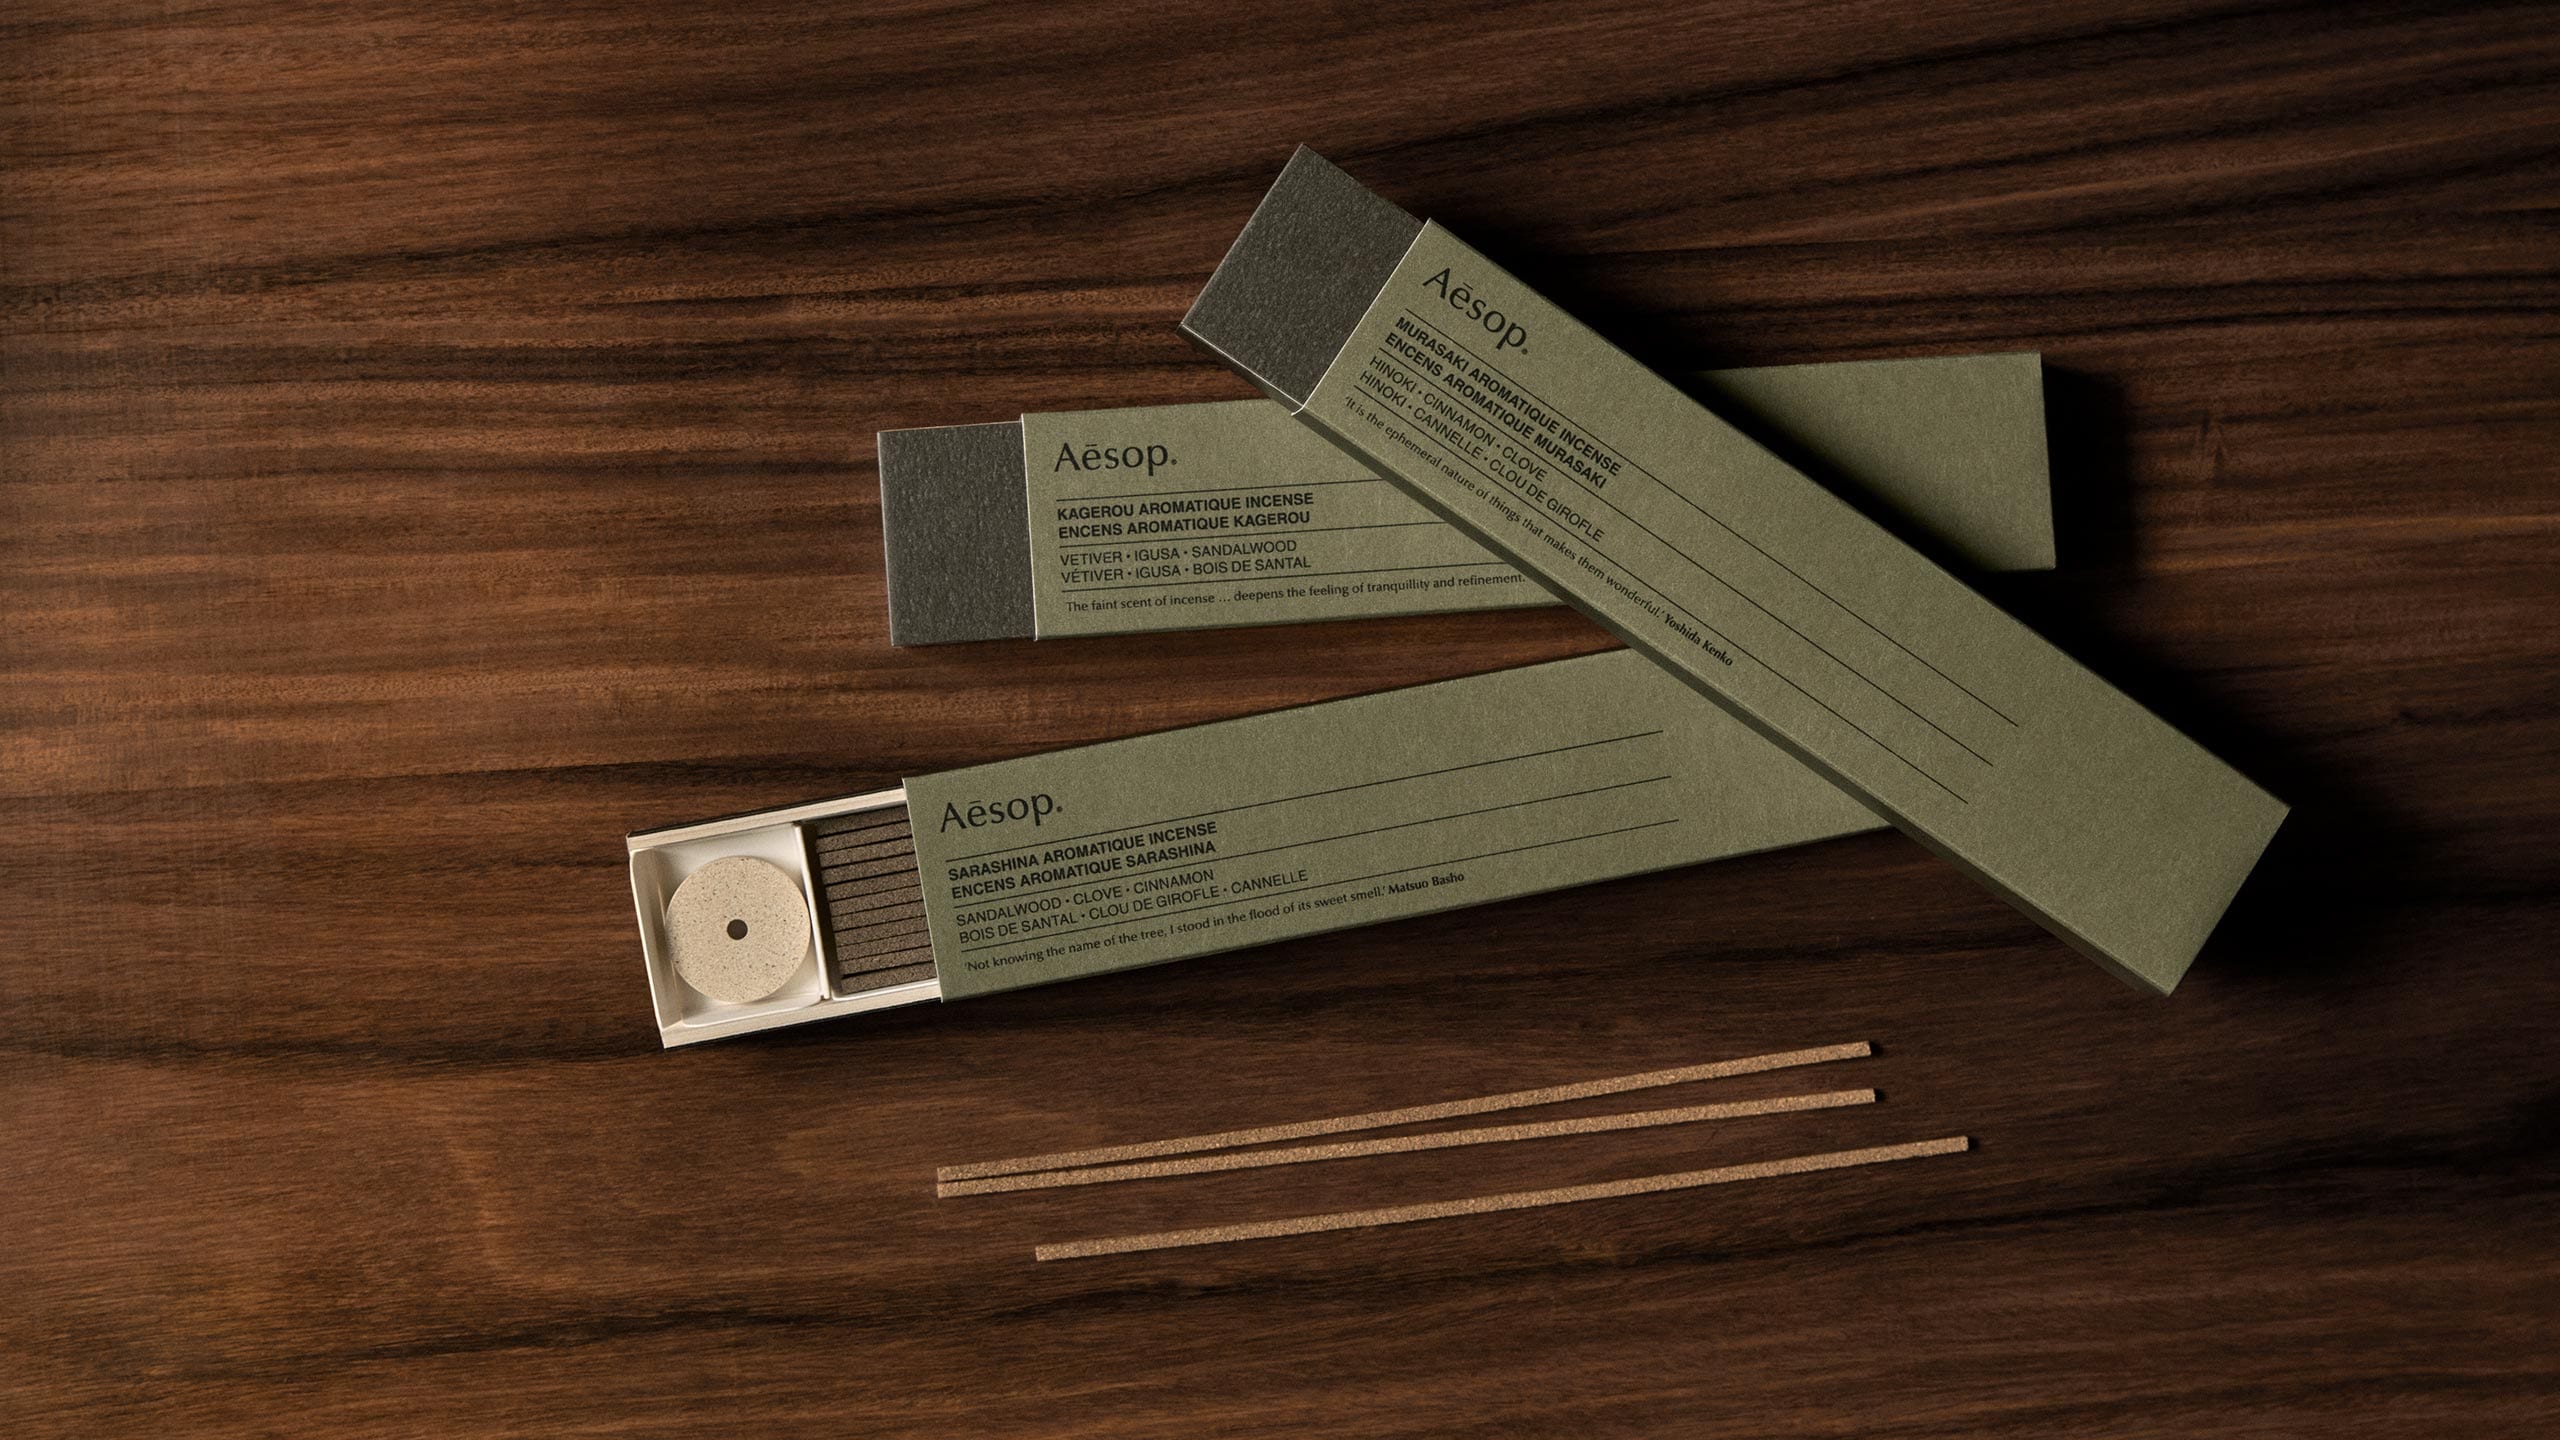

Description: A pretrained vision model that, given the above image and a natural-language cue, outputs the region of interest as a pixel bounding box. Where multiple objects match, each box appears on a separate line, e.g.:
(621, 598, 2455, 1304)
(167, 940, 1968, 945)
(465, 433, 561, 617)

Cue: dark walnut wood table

(7, 3, 2554, 1434)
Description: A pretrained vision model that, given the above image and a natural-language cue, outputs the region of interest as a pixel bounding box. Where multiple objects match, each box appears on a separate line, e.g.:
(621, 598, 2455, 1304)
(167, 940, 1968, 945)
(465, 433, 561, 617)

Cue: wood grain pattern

(1033, 1135, 1973, 1261)
(4, 1, 2555, 1434)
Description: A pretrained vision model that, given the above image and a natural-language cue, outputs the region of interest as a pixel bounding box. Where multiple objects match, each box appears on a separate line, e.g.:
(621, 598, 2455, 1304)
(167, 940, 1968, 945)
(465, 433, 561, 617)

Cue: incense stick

(939, 1041, 1872, 1183)
(941, 1088, 1874, 1197)
(1035, 1135, 1969, 1261)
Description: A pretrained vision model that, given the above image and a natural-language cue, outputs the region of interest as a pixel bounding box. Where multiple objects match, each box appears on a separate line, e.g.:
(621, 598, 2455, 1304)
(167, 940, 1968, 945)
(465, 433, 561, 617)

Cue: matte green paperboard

(1183, 149, 2288, 995)
(1021, 398, 1545, 636)
(904, 648, 1880, 1000)
(1016, 354, 2049, 638)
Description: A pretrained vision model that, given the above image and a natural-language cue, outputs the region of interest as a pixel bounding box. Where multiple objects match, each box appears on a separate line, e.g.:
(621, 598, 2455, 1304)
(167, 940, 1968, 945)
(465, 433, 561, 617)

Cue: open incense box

(1181, 148, 2288, 994)
(877, 355, 2052, 644)
(637, 649, 1892, 1045)
(632, 361, 2058, 1045)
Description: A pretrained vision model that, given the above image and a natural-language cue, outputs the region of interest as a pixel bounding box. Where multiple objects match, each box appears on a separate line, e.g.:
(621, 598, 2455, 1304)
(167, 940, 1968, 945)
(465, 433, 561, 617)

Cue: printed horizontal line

(1063, 560, 1511, 594)
(1056, 478, 1387, 502)
(937, 730, 1663, 862)
(1396, 309, 2016, 728)
(987, 774, 1670, 904)
(1367, 347, 1974, 803)
(955, 817, 1681, 955)
(1058, 519, 1444, 548)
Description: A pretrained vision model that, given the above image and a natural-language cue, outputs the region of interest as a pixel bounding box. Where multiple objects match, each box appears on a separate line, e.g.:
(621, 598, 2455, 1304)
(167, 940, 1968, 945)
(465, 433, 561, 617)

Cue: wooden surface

(6, 2, 2557, 1434)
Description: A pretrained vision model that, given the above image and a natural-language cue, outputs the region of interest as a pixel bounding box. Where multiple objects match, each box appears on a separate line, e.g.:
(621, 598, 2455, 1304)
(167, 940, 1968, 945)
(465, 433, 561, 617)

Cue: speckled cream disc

(665, 856, 811, 1004)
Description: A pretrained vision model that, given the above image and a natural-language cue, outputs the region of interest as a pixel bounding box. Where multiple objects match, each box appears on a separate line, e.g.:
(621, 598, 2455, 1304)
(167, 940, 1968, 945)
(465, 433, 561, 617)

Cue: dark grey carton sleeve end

(877, 422, 1035, 646)
(1181, 147, 1421, 407)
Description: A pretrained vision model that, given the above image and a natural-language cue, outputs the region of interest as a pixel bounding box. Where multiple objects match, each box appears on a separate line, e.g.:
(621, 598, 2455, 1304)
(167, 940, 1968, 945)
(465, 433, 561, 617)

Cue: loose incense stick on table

(1035, 1135, 1970, 1261)
(940, 1088, 1875, 1197)
(939, 1041, 1872, 1184)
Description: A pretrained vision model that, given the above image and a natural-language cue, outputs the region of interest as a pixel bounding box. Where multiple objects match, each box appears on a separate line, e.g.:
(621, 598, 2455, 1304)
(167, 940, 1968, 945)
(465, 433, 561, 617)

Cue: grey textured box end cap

(1181, 148, 1421, 408)
(877, 421, 1035, 646)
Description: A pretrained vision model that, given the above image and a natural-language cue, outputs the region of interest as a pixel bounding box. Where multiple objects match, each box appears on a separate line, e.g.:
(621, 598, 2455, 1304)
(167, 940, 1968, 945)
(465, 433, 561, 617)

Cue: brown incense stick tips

(815, 836, 915, 867)
(939, 1088, 1875, 1197)
(809, 807, 912, 840)
(818, 852, 921, 886)
(940, 1041, 1872, 1184)
(806, 805, 934, 993)
(1034, 1136, 1970, 1261)
(830, 891, 920, 919)
(838, 961, 935, 994)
